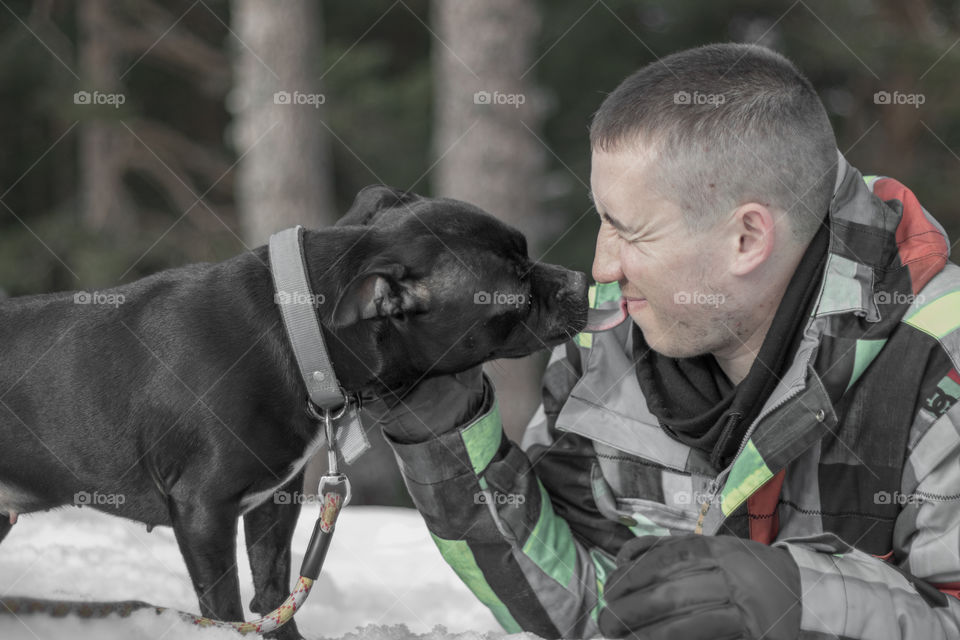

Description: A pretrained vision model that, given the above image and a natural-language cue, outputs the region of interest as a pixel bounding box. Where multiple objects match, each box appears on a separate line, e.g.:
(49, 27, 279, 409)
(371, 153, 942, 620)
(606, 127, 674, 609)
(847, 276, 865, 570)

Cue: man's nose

(592, 232, 622, 284)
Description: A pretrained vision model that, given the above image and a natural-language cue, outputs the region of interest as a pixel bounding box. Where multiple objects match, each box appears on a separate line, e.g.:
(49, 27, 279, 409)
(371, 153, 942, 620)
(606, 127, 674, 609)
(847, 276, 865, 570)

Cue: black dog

(0, 185, 587, 639)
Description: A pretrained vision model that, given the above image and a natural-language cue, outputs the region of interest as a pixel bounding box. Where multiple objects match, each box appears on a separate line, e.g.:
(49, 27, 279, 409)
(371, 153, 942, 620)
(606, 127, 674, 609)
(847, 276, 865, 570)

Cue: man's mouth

(624, 296, 647, 313)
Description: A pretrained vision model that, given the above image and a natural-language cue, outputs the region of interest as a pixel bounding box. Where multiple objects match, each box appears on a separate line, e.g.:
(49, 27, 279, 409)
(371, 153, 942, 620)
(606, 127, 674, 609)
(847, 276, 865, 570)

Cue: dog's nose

(529, 263, 588, 305)
(567, 270, 589, 299)
(555, 269, 588, 306)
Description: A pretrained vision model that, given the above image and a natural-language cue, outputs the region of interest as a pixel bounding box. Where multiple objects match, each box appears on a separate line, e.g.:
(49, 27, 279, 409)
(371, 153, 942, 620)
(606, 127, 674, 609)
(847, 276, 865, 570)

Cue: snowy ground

(0, 505, 519, 640)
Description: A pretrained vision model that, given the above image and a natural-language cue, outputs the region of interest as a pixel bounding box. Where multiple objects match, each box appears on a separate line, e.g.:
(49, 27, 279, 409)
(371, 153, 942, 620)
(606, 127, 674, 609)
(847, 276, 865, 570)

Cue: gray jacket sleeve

(384, 341, 626, 638)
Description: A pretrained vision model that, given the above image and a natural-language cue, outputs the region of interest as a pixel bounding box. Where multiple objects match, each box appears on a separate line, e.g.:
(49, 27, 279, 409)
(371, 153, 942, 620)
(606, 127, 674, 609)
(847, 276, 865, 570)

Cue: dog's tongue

(583, 297, 628, 332)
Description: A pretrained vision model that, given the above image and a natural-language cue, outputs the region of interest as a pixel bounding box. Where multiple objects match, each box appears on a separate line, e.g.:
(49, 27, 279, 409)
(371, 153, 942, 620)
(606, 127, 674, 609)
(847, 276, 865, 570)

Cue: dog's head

(307, 185, 588, 393)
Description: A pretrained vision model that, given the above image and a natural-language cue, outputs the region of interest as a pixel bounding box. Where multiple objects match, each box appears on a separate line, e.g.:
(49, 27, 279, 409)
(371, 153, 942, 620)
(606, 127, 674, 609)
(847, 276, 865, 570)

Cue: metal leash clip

(319, 406, 352, 504)
(299, 399, 352, 580)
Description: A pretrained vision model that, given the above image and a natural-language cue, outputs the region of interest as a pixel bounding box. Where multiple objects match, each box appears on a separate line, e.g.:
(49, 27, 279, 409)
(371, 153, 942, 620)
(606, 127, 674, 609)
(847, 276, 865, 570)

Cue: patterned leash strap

(0, 477, 349, 636)
(184, 576, 316, 635)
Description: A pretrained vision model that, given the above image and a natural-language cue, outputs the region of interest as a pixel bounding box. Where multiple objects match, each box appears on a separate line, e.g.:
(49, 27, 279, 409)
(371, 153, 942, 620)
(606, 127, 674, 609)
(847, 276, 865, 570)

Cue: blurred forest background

(1, 0, 958, 505)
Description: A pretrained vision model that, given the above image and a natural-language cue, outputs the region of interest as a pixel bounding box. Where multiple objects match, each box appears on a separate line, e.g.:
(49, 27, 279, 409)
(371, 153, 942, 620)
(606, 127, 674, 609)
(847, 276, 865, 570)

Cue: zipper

(695, 381, 809, 535)
(695, 478, 719, 535)
(711, 412, 743, 469)
(730, 383, 806, 464)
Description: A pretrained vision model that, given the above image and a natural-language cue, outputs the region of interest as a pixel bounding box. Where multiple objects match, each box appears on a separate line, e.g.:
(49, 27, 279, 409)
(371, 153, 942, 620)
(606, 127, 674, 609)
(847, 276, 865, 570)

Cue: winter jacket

(385, 156, 960, 639)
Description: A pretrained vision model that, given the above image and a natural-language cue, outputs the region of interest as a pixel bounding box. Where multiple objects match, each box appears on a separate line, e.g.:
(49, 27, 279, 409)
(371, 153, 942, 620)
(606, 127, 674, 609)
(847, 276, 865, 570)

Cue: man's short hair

(590, 43, 837, 242)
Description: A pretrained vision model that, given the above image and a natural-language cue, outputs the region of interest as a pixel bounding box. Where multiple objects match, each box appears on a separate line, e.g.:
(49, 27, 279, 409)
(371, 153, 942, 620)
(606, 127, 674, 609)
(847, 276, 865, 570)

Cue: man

(370, 43, 960, 639)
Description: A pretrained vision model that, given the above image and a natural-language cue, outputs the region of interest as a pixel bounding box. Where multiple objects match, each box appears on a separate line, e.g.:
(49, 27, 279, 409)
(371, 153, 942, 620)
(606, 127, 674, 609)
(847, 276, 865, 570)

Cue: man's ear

(331, 264, 428, 326)
(728, 203, 777, 276)
(335, 185, 420, 227)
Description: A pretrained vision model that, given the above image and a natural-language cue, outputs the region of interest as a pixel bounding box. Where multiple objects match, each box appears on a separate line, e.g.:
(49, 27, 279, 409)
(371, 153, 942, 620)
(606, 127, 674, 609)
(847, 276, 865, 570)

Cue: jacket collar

(812, 153, 949, 325)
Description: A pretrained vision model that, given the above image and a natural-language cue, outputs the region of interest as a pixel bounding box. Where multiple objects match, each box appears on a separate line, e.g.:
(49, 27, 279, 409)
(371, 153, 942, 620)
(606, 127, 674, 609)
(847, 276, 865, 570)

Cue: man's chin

(627, 308, 648, 329)
(634, 323, 705, 359)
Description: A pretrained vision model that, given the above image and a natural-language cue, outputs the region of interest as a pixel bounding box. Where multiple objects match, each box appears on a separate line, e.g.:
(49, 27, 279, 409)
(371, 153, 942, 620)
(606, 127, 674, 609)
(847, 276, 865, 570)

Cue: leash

(1, 226, 367, 635)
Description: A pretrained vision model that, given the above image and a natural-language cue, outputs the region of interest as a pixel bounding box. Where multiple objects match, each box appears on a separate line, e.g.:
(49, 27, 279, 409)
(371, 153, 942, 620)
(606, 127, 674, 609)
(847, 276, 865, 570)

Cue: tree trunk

(230, 0, 336, 247)
(230, 1, 409, 505)
(432, 0, 547, 441)
(78, 0, 134, 232)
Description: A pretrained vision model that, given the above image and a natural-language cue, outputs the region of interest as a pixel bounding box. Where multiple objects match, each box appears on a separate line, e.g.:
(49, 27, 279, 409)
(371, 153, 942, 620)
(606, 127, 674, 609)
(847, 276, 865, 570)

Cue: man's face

(590, 146, 739, 358)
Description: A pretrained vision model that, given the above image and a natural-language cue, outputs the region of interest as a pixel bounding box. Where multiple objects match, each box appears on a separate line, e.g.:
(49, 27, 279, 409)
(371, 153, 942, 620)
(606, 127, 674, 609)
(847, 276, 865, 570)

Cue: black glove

(599, 535, 802, 640)
(364, 366, 487, 443)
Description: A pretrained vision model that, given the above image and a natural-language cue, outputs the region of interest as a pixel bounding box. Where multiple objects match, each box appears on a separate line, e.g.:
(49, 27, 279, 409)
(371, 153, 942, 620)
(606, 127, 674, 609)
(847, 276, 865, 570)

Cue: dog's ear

(335, 185, 419, 227)
(331, 264, 428, 326)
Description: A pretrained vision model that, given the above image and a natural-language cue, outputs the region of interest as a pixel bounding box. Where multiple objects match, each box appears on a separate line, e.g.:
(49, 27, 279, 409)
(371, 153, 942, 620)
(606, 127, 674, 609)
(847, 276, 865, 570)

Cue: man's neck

(713, 313, 775, 385)
(712, 277, 793, 385)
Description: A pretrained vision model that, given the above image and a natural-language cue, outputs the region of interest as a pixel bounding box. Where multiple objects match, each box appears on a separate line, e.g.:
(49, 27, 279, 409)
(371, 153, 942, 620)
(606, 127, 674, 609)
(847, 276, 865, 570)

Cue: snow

(0, 505, 520, 640)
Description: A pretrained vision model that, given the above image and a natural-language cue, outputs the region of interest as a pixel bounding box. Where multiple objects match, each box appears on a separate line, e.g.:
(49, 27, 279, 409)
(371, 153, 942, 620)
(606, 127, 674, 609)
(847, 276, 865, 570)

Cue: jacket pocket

(590, 464, 699, 536)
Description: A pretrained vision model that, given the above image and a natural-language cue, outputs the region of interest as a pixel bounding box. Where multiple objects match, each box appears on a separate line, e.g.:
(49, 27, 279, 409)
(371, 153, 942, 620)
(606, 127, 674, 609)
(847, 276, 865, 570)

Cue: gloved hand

(599, 534, 802, 640)
(363, 365, 487, 443)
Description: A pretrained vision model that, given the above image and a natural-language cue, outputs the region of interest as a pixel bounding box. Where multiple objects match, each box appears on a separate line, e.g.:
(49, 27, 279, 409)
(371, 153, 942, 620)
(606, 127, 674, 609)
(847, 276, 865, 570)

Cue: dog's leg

(243, 472, 304, 640)
(169, 499, 244, 622)
(0, 517, 11, 545)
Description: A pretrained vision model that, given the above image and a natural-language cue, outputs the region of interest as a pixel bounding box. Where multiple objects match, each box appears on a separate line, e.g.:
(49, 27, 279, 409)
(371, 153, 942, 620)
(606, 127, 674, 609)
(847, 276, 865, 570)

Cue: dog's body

(0, 186, 587, 639)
